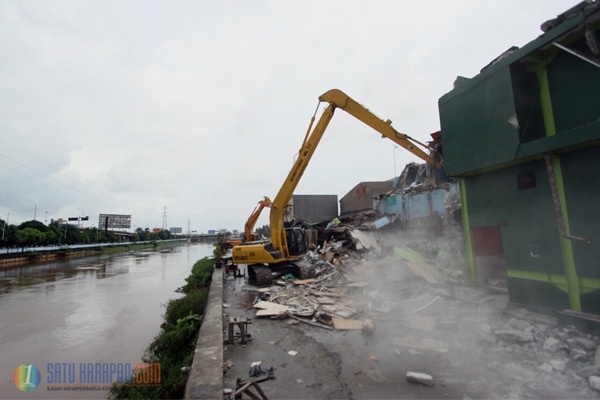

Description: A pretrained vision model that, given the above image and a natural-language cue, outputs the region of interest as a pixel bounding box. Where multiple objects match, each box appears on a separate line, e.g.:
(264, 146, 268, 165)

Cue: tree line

(0, 219, 172, 248)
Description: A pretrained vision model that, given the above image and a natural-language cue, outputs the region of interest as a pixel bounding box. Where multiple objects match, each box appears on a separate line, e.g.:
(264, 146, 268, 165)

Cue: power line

(0, 152, 113, 207)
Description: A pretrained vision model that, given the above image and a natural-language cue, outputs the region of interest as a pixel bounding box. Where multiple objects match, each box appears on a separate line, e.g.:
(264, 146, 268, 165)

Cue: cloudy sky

(1, 0, 572, 233)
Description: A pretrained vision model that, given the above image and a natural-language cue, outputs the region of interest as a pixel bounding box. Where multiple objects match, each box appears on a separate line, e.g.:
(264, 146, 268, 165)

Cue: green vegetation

(107, 255, 214, 399)
(0, 219, 172, 248)
(255, 224, 271, 238)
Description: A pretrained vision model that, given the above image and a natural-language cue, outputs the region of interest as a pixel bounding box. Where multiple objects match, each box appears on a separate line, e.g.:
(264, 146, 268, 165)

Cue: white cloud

(0, 0, 572, 231)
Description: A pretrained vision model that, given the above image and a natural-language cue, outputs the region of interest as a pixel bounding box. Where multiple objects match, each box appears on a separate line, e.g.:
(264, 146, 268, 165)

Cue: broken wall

(374, 184, 459, 230)
(340, 181, 394, 215)
(438, 2, 600, 315)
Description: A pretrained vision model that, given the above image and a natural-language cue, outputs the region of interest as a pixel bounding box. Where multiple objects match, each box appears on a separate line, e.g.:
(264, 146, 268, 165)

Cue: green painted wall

(439, 68, 521, 177)
(560, 147, 600, 279)
(547, 42, 600, 133)
(439, 6, 600, 314)
(464, 161, 563, 275)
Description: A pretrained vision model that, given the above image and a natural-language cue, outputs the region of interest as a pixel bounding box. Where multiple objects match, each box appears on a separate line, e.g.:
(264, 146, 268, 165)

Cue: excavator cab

(285, 227, 307, 257)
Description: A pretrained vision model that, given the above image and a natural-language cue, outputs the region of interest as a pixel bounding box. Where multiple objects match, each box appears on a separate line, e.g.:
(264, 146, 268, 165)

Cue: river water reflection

(0, 243, 214, 399)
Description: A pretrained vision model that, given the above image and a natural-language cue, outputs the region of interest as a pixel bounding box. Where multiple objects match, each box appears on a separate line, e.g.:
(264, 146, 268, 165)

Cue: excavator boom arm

(269, 89, 442, 255)
(269, 103, 336, 252)
(244, 196, 272, 241)
(319, 89, 441, 168)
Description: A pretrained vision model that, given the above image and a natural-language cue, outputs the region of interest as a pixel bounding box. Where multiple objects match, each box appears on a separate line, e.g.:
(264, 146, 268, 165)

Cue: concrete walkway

(185, 266, 223, 400)
(183, 261, 599, 399)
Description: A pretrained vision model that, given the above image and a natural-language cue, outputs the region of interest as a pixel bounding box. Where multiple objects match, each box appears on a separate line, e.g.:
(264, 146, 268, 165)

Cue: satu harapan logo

(13, 364, 41, 391)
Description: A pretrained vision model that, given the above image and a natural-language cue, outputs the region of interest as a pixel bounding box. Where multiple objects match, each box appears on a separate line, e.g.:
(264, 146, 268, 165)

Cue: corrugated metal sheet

(290, 195, 338, 223)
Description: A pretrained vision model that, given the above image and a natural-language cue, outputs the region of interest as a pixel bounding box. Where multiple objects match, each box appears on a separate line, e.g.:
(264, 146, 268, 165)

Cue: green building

(439, 2, 600, 317)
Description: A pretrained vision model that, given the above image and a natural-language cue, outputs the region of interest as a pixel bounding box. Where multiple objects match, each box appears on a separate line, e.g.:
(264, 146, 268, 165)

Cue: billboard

(99, 214, 132, 230)
(170, 227, 182, 234)
(68, 216, 89, 221)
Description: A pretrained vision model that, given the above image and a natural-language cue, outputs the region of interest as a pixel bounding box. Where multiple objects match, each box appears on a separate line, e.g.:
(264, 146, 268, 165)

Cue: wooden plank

(394, 246, 426, 263)
(405, 261, 442, 284)
(253, 301, 292, 312)
(293, 278, 317, 285)
(256, 309, 287, 317)
(286, 313, 333, 330)
(332, 317, 364, 330)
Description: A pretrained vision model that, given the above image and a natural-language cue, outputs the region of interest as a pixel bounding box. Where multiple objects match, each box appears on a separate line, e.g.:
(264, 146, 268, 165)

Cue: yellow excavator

(226, 196, 272, 247)
(232, 89, 442, 286)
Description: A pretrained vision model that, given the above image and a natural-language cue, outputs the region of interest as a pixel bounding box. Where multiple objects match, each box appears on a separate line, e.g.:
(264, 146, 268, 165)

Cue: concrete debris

(508, 318, 531, 331)
(572, 348, 589, 362)
(494, 329, 533, 345)
(227, 206, 600, 395)
(366, 369, 388, 383)
(543, 337, 562, 352)
(577, 366, 600, 379)
(479, 331, 496, 345)
(539, 363, 554, 373)
(590, 376, 600, 392)
(362, 319, 376, 334)
(480, 323, 493, 335)
(392, 335, 449, 354)
(406, 371, 434, 386)
(479, 323, 496, 344)
(549, 359, 567, 372)
(573, 337, 597, 351)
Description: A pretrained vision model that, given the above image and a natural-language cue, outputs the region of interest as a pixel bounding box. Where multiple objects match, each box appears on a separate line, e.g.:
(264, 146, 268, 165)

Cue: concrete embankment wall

(0, 251, 90, 267)
(185, 266, 223, 399)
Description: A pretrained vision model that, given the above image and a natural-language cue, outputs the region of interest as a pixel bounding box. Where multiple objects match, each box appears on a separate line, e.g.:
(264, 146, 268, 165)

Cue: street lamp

(393, 145, 398, 177)
(26, 200, 37, 221)
(44, 211, 52, 225)
(2, 210, 15, 241)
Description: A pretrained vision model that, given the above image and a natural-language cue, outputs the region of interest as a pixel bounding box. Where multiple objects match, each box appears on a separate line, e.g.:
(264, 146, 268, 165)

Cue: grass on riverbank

(107, 256, 214, 399)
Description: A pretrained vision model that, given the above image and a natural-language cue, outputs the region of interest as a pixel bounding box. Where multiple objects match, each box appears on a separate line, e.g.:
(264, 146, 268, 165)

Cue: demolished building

(439, 1, 600, 322)
(373, 159, 460, 235)
(340, 181, 394, 215)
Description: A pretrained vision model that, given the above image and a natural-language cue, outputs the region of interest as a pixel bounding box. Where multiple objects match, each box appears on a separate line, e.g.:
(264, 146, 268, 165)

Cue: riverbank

(108, 256, 215, 399)
(0, 240, 187, 267)
(0, 243, 215, 400)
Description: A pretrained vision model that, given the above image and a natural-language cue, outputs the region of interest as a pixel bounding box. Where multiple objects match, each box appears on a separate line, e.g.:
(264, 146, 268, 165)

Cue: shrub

(108, 257, 214, 399)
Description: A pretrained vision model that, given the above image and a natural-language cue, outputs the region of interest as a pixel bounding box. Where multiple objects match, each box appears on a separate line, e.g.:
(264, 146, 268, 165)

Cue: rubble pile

(250, 214, 473, 331)
(251, 257, 369, 330)
(487, 307, 600, 392)
(231, 213, 598, 395)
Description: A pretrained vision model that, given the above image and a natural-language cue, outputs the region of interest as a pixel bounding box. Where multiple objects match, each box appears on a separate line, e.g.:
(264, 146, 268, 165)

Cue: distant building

(286, 195, 338, 224)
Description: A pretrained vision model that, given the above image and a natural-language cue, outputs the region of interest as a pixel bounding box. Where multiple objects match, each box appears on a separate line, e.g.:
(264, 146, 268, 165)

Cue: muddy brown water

(0, 243, 213, 399)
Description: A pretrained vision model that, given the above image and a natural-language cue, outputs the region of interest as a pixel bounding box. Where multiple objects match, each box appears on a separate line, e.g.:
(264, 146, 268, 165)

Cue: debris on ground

(406, 371, 434, 386)
(231, 212, 600, 395)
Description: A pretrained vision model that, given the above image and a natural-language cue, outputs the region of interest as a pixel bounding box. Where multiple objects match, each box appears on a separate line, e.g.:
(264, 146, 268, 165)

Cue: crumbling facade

(439, 2, 600, 318)
(373, 162, 459, 232)
(340, 181, 394, 215)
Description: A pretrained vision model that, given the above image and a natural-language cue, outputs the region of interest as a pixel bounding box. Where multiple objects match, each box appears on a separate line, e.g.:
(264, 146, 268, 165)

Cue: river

(0, 243, 214, 399)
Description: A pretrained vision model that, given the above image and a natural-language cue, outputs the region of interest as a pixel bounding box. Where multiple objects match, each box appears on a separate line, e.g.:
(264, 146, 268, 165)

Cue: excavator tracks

(248, 261, 316, 287)
(248, 265, 273, 287)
